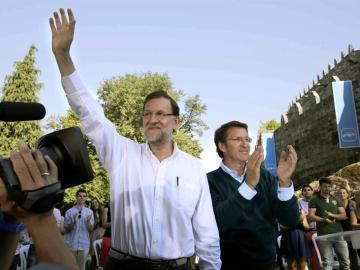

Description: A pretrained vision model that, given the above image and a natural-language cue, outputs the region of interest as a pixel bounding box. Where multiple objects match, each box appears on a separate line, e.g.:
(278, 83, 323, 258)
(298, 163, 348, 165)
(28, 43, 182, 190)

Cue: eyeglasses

(226, 137, 252, 143)
(143, 111, 176, 120)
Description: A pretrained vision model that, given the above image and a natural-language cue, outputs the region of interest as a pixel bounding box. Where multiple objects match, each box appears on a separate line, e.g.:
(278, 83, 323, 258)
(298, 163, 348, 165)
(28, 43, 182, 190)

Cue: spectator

(64, 188, 94, 270)
(100, 201, 111, 268)
(279, 209, 311, 270)
(49, 8, 220, 270)
(339, 187, 359, 270)
(89, 198, 105, 270)
(298, 184, 320, 270)
(308, 177, 350, 270)
(207, 120, 299, 270)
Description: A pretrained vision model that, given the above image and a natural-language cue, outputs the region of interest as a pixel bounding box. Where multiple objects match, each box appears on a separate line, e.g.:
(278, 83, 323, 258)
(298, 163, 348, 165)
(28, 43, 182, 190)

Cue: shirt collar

(220, 161, 246, 183)
(145, 140, 179, 160)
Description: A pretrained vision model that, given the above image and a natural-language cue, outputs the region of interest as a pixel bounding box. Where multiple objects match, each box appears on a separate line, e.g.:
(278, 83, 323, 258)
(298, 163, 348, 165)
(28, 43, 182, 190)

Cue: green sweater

(207, 167, 299, 270)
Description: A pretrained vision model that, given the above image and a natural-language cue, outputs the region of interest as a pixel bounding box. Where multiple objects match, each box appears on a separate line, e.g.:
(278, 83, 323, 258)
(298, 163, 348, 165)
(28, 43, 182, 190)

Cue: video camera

(0, 102, 94, 212)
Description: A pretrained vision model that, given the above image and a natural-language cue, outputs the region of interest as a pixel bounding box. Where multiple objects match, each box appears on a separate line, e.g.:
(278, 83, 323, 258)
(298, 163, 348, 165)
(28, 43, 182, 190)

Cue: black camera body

(0, 126, 94, 212)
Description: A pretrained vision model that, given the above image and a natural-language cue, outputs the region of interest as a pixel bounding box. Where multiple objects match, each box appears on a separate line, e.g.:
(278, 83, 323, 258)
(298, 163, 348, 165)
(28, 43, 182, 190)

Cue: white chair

(17, 244, 30, 270)
(93, 238, 103, 270)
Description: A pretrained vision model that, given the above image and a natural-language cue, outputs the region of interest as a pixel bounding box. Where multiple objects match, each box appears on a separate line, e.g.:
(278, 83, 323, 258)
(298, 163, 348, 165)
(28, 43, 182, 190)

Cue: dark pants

(105, 255, 191, 270)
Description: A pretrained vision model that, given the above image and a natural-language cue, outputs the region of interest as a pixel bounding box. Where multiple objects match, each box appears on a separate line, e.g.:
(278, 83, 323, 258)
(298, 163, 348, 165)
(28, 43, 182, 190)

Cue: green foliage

(0, 44, 43, 156)
(265, 119, 281, 132)
(180, 94, 208, 137)
(46, 109, 109, 205)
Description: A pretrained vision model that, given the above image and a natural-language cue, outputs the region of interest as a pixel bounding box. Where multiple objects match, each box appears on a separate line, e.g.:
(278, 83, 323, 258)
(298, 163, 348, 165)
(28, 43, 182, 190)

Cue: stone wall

(274, 45, 360, 189)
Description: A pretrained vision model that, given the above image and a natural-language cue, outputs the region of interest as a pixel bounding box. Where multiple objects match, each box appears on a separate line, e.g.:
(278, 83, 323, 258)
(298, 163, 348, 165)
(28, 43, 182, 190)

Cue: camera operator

(0, 141, 78, 270)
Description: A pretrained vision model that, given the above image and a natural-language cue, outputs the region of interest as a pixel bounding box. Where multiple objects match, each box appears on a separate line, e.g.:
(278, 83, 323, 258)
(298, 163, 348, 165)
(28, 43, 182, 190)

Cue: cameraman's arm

(0, 225, 21, 269)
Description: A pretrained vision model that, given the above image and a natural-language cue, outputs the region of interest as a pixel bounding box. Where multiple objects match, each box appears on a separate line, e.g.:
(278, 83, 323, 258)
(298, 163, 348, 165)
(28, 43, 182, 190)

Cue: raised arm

(50, 8, 76, 76)
(277, 145, 297, 187)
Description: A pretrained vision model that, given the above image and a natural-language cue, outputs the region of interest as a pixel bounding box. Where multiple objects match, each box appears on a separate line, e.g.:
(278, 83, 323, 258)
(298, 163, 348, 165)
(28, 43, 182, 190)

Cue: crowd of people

(0, 6, 359, 270)
(277, 179, 360, 270)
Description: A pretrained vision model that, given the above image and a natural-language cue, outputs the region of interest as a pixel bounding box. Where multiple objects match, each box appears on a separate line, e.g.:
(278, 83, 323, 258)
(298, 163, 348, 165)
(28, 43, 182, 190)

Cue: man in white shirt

(64, 189, 94, 270)
(49, 8, 221, 270)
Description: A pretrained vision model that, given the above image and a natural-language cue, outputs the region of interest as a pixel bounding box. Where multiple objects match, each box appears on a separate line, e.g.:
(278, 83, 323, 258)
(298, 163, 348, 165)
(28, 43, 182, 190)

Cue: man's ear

(174, 115, 180, 128)
(218, 141, 226, 154)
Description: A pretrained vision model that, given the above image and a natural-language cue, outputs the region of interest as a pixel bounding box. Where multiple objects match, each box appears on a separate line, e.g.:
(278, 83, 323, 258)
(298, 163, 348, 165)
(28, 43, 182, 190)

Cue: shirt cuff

(277, 182, 295, 201)
(238, 182, 257, 200)
(61, 70, 84, 95)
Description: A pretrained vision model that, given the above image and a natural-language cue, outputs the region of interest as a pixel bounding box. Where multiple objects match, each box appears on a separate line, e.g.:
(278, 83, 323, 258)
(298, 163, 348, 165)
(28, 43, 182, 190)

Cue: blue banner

(332, 80, 360, 148)
(262, 133, 277, 176)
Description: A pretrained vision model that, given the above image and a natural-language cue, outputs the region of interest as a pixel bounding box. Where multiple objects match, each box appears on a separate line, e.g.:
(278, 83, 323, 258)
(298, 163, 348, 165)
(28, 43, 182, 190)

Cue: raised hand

(49, 8, 76, 76)
(49, 8, 75, 55)
(277, 145, 297, 187)
(245, 145, 264, 189)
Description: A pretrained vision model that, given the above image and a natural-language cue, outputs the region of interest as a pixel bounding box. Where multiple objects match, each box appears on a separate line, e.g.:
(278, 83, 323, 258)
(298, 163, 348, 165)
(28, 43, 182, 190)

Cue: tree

(264, 119, 281, 132)
(48, 71, 207, 203)
(46, 110, 109, 204)
(0, 44, 43, 156)
(180, 94, 208, 137)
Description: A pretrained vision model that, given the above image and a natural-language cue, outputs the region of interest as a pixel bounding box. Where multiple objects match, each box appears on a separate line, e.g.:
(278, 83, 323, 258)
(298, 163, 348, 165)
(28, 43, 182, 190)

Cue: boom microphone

(0, 102, 46, 122)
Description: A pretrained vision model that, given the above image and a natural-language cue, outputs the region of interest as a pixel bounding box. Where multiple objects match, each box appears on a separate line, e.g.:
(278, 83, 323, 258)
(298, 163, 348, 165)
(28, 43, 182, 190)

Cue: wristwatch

(0, 212, 25, 233)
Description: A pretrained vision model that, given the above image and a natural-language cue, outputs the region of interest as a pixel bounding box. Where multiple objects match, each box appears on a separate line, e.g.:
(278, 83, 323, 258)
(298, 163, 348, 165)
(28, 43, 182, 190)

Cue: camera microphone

(0, 102, 46, 121)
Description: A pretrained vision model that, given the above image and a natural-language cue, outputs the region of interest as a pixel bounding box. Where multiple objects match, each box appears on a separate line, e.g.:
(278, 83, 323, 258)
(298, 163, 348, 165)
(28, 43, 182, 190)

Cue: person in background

(89, 198, 105, 270)
(339, 187, 359, 270)
(100, 201, 111, 268)
(280, 209, 311, 270)
(308, 177, 350, 270)
(64, 189, 94, 270)
(298, 184, 320, 270)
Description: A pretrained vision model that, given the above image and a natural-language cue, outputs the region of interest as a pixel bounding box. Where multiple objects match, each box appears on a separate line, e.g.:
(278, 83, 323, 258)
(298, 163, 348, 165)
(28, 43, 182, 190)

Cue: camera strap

(20, 182, 64, 213)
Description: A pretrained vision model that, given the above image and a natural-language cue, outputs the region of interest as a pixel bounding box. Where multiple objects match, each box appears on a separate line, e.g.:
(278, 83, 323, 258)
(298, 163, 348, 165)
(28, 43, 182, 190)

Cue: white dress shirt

(61, 71, 221, 270)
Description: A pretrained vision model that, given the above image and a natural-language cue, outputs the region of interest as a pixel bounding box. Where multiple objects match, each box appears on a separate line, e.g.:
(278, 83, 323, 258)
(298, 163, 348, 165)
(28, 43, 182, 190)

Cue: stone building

(274, 45, 360, 189)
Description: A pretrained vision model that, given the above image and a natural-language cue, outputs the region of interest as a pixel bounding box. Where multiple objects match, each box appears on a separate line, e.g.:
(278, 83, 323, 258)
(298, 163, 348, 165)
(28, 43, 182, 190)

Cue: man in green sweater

(207, 121, 299, 270)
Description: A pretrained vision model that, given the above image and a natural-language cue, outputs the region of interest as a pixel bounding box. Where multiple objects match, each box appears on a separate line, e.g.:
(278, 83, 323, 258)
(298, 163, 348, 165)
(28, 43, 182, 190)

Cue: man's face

(219, 127, 251, 163)
(302, 187, 313, 199)
(76, 192, 87, 205)
(143, 97, 179, 145)
(320, 183, 332, 196)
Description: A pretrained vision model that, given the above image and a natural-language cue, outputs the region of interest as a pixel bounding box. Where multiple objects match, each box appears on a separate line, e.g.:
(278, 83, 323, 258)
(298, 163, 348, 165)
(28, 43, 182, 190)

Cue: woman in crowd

(90, 198, 105, 270)
(339, 187, 359, 270)
(280, 209, 311, 270)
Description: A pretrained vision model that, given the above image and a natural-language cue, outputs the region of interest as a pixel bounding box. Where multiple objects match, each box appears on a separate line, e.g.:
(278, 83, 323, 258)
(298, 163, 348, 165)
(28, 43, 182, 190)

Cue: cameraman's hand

(0, 141, 58, 221)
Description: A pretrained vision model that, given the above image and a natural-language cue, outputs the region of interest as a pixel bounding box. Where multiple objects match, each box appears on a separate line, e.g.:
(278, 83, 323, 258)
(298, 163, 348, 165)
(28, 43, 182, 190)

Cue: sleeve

(277, 183, 295, 201)
(192, 166, 221, 270)
(63, 210, 73, 229)
(61, 71, 130, 172)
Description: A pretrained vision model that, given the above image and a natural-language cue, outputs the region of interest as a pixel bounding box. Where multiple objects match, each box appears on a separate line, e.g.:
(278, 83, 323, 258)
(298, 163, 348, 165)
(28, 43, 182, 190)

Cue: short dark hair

(143, 90, 180, 116)
(76, 188, 87, 197)
(319, 177, 331, 186)
(214, 121, 248, 158)
(302, 184, 313, 192)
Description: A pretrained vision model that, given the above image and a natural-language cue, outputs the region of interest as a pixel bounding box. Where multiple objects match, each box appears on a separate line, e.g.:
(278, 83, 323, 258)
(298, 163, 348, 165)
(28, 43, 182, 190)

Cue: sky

(1, 0, 360, 171)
